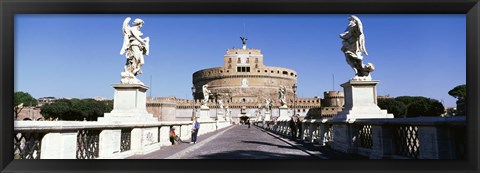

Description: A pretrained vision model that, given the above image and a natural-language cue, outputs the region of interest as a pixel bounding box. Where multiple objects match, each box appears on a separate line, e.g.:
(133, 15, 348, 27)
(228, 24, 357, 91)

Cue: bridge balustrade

(257, 116, 466, 159)
(14, 120, 230, 159)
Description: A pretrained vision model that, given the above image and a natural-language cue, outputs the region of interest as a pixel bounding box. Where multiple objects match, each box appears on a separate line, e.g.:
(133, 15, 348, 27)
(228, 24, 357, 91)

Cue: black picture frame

(1, 0, 479, 173)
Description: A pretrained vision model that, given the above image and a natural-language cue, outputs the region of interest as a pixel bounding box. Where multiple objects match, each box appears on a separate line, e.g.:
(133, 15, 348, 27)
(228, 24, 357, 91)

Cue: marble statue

(120, 17, 150, 85)
(218, 99, 224, 109)
(241, 78, 248, 87)
(225, 105, 231, 116)
(279, 86, 287, 107)
(265, 98, 272, 111)
(340, 15, 374, 81)
(201, 84, 211, 106)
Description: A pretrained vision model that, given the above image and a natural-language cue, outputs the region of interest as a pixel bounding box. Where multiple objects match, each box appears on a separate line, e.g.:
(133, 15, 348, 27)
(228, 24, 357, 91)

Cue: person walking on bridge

(289, 117, 297, 139)
(191, 117, 200, 144)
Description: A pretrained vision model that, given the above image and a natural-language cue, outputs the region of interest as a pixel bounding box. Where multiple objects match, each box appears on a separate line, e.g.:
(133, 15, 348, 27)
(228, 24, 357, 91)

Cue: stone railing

(257, 116, 466, 159)
(14, 120, 231, 159)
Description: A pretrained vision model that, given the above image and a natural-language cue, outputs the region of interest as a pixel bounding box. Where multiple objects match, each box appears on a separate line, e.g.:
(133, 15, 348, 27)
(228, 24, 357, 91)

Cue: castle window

(265, 70, 268, 73)
(291, 72, 294, 76)
(243, 98, 246, 102)
(237, 67, 250, 72)
(277, 71, 280, 74)
(237, 58, 241, 63)
(220, 70, 223, 73)
(255, 58, 258, 63)
(271, 70, 274, 73)
(246, 58, 249, 63)
(255, 64, 258, 68)
(228, 58, 232, 63)
(228, 64, 232, 69)
(257, 70, 260, 72)
(282, 71, 288, 75)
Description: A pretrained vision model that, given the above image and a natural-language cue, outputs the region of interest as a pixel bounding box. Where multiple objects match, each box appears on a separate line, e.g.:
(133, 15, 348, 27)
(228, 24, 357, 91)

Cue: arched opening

(239, 115, 249, 124)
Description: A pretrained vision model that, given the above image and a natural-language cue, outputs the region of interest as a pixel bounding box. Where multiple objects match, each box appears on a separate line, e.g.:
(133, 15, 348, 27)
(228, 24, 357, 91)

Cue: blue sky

(15, 14, 466, 107)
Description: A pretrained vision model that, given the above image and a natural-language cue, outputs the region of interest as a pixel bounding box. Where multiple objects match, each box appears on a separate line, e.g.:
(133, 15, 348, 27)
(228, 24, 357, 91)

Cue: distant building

(94, 97, 111, 101)
(37, 97, 56, 107)
(147, 40, 321, 123)
(377, 94, 392, 100)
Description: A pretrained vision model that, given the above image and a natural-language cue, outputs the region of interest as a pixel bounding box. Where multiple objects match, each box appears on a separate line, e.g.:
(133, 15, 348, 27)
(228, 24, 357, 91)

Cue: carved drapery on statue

(201, 84, 211, 107)
(217, 99, 224, 109)
(120, 17, 150, 85)
(340, 15, 374, 81)
(264, 98, 272, 111)
(278, 86, 287, 107)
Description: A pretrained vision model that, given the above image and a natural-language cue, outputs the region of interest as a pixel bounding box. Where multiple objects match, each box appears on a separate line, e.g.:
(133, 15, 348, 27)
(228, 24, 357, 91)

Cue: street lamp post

(191, 85, 196, 119)
(293, 84, 297, 117)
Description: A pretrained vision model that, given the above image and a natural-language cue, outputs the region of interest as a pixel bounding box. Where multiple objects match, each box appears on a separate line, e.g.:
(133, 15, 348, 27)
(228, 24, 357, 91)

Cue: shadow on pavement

(195, 149, 317, 159)
(241, 140, 297, 150)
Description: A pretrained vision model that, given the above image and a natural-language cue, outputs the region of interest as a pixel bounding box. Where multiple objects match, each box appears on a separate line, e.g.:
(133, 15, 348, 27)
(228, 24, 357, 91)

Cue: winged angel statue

(340, 15, 374, 81)
(120, 17, 150, 85)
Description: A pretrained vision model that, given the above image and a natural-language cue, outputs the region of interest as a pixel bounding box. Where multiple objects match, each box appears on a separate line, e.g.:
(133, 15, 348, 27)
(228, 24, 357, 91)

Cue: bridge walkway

(127, 124, 367, 159)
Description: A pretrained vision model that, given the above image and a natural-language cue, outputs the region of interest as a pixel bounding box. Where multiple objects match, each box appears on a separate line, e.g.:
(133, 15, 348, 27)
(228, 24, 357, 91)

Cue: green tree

(41, 99, 72, 120)
(392, 96, 445, 117)
(448, 84, 466, 116)
(394, 96, 428, 106)
(41, 98, 113, 121)
(378, 98, 406, 118)
(448, 84, 466, 99)
(405, 98, 445, 117)
(14, 91, 38, 119)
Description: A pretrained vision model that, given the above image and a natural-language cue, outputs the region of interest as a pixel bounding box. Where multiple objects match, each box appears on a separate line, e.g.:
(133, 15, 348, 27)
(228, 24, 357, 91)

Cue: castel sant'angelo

(146, 37, 344, 123)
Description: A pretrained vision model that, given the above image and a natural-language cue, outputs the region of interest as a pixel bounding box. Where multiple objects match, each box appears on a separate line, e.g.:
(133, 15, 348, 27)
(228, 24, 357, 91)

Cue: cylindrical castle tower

(192, 44, 297, 107)
(322, 91, 345, 107)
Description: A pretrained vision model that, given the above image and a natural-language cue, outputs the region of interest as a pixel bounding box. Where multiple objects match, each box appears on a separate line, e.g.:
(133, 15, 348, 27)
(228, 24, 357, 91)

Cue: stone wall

(16, 107, 44, 121)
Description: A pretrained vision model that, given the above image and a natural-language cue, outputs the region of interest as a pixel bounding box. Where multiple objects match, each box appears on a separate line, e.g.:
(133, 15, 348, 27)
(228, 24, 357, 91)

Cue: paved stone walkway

(128, 124, 367, 159)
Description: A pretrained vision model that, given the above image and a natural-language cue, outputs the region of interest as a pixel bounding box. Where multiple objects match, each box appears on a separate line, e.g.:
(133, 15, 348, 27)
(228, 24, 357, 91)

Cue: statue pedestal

(98, 84, 157, 123)
(216, 111, 225, 122)
(225, 112, 231, 122)
(277, 107, 290, 121)
(333, 80, 393, 121)
(97, 84, 159, 155)
(198, 107, 213, 122)
(264, 111, 271, 121)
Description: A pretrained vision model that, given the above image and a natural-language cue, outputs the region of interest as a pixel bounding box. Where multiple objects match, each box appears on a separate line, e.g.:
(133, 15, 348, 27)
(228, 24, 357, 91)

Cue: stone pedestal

(41, 131, 77, 159)
(99, 129, 121, 158)
(333, 80, 393, 121)
(198, 107, 213, 122)
(130, 127, 161, 155)
(98, 84, 158, 123)
(264, 111, 271, 121)
(330, 123, 356, 154)
(217, 111, 225, 121)
(97, 84, 160, 156)
(277, 107, 290, 121)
